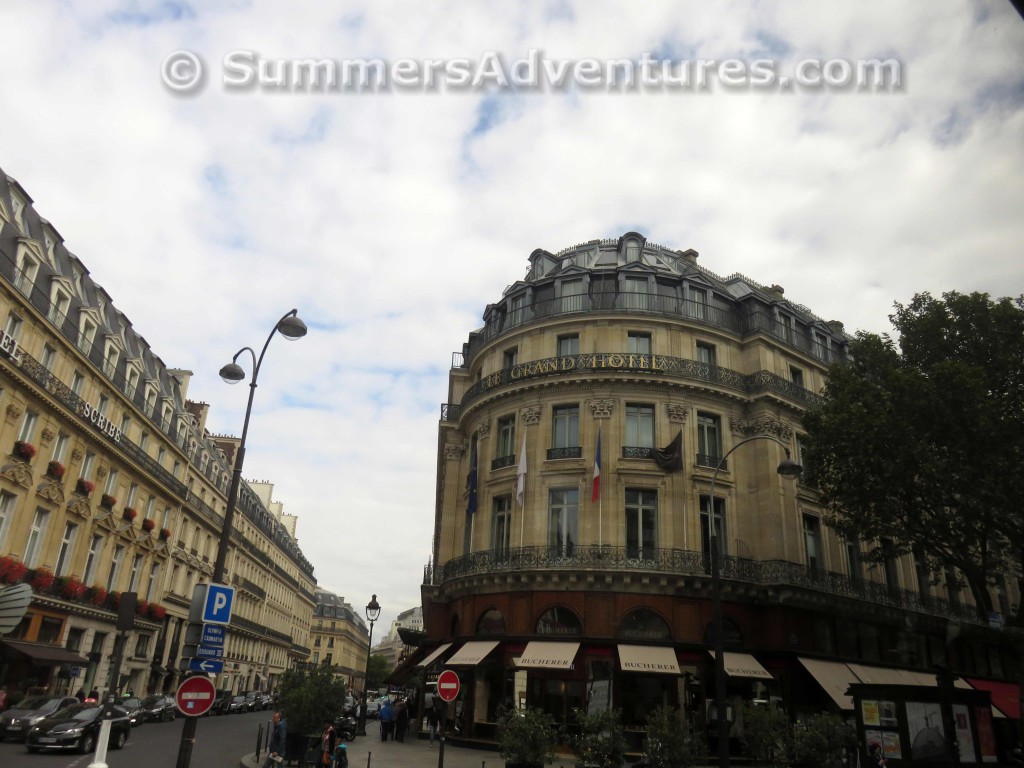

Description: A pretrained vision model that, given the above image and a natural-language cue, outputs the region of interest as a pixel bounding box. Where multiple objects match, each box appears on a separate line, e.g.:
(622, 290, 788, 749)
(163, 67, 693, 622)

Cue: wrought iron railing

(695, 454, 727, 471)
(622, 446, 653, 459)
(423, 546, 982, 624)
(547, 447, 582, 460)
(490, 454, 516, 470)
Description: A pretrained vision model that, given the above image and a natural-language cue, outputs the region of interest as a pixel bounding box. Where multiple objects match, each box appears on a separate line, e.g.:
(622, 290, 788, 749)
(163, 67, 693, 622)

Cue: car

(227, 695, 247, 714)
(0, 695, 80, 742)
(118, 696, 144, 727)
(243, 691, 268, 711)
(205, 692, 233, 716)
(25, 703, 131, 754)
(138, 694, 177, 722)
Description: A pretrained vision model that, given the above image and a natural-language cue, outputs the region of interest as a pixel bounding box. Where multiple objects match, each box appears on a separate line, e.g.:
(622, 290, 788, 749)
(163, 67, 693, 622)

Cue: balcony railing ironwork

(423, 545, 981, 624)
(695, 454, 727, 470)
(547, 446, 582, 460)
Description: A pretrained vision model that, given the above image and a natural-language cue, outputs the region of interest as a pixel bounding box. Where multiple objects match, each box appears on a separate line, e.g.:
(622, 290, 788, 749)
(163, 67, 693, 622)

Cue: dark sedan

(25, 703, 131, 754)
(138, 694, 177, 722)
(119, 696, 144, 727)
(226, 695, 247, 714)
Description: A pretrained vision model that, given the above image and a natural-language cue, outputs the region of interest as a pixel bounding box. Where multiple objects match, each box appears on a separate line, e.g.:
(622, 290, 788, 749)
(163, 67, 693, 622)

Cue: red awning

(965, 678, 1021, 720)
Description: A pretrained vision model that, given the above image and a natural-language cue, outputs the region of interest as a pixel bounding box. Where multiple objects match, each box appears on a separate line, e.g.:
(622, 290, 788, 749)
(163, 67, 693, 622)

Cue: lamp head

(277, 312, 307, 341)
(366, 594, 381, 623)
(219, 362, 246, 384)
(776, 455, 803, 479)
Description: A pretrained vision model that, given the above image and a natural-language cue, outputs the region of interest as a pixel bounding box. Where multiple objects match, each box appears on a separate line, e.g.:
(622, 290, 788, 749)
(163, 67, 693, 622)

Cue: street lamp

(357, 594, 381, 737)
(175, 309, 306, 768)
(709, 435, 801, 768)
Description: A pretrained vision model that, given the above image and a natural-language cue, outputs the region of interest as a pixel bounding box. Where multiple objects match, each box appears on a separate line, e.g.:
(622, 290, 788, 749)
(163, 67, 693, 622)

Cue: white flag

(516, 436, 527, 506)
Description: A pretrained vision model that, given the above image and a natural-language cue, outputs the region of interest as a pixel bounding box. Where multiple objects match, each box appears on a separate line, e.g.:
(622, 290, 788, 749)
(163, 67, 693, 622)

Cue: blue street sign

(201, 625, 225, 647)
(202, 584, 235, 625)
(189, 657, 224, 674)
(196, 644, 224, 659)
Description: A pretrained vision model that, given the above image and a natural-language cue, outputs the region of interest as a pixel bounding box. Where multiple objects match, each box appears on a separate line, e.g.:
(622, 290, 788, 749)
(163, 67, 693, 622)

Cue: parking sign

(202, 584, 235, 625)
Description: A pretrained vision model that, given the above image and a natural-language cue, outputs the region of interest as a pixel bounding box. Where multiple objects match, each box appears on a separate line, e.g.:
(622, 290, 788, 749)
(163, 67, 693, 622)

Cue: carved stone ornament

(666, 403, 689, 423)
(5, 402, 23, 421)
(40, 427, 56, 445)
(66, 495, 92, 519)
(35, 479, 66, 505)
(477, 421, 491, 438)
(444, 443, 464, 461)
(0, 461, 33, 489)
(588, 399, 615, 419)
(95, 466, 108, 480)
(520, 406, 541, 426)
(71, 448, 84, 463)
(731, 417, 793, 441)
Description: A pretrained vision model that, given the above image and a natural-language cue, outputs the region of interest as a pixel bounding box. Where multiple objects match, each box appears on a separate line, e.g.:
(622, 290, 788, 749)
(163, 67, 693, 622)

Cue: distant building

(373, 606, 423, 671)
(310, 589, 369, 690)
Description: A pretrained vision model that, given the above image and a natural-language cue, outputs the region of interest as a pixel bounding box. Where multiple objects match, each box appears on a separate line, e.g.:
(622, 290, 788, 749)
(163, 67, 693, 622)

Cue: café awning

(708, 651, 773, 679)
(965, 678, 1020, 720)
(416, 643, 453, 668)
(799, 657, 861, 710)
(617, 645, 681, 675)
(515, 641, 580, 669)
(445, 640, 500, 667)
(0, 638, 89, 667)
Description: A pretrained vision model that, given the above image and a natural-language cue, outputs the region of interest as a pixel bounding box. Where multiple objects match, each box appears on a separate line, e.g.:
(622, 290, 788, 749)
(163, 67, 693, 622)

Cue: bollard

(86, 718, 113, 768)
(256, 722, 264, 761)
(365, 751, 371, 767)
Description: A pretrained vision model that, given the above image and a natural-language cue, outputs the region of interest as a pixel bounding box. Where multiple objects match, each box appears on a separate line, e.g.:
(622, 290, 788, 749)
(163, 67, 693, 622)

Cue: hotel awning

(846, 663, 924, 687)
(0, 639, 89, 667)
(965, 678, 1021, 720)
(416, 643, 453, 668)
(445, 640, 500, 667)
(515, 641, 580, 669)
(617, 645, 681, 675)
(799, 657, 861, 710)
(708, 651, 773, 680)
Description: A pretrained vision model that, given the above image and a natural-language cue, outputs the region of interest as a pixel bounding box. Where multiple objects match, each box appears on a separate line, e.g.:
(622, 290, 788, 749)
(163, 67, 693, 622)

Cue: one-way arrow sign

(188, 658, 224, 674)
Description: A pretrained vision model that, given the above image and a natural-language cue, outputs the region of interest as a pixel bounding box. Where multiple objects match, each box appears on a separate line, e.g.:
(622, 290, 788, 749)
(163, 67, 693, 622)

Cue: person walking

(427, 695, 443, 747)
(395, 698, 409, 743)
(262, 711, 287, 768)
(378, 698, 394, 742)
(320, 718, 336, 766)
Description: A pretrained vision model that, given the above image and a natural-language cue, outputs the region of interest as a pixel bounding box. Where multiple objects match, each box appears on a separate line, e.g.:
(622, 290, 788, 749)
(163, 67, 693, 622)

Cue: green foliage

(497, 706, 559, 766)
(278, 665, 348, 738)
(641, 705, 700, 768)
(739, 703, 790, 766)
(366, 654, 390, 693)
(790, 713, 857, 768)
(803, 291, 1024, 623)
(569, 707, 627, 768)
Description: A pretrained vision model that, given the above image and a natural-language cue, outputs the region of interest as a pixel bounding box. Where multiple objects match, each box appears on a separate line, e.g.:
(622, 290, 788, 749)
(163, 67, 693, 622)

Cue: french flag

(592, 430, 601, 502)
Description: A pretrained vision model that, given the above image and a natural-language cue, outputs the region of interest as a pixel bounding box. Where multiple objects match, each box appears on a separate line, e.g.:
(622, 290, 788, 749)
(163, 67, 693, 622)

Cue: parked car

(243, 691, 268, 711)
(227, 695, 247, 714)
(204, 692, 233, 716)
(0, 695, 80, 742)
(25, 703, 131, 754)
(138, 694, 177, 722)
(119, 697, 144, 727)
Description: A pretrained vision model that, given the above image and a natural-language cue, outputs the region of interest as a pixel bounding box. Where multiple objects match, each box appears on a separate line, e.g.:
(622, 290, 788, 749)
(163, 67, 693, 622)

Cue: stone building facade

(0, 169, 315, 700)
(309, 589, 369, 690)
(421, 233, 1021, 755)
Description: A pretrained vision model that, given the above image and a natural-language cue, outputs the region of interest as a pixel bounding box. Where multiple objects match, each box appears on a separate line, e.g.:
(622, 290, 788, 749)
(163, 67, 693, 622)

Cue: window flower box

(0, 556, 29, 584)
(12, 440, 36, 461)
(149, 603, 166, 620)
(100, 494, 117, 509)
(60, 576, 88, 600)
(122, 507, 138, 522)
(89, 585, 108, 606)
(141, 518, 156, 532)
(46, 460, 66, 479)
(30, 567, 55, 592)
(76, 478, 96, 496)
(136, 598, 149, 616)
(159, 527, 172, 541)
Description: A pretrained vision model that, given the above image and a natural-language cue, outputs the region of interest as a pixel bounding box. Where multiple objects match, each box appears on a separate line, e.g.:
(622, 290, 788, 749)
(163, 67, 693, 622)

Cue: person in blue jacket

(378, 699, 394, 742)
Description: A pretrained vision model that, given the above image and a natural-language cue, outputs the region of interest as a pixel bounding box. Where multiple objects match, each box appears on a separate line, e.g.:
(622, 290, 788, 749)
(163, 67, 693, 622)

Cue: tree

(803, 291, 1024, 623)
(569, 707, 628, 768)
(278, 664, 348, 740)
(789, 713, 857, 768)
(366, 654, 390, 693)
(642, 705, 701, 768)
(739, 703, 790, 767)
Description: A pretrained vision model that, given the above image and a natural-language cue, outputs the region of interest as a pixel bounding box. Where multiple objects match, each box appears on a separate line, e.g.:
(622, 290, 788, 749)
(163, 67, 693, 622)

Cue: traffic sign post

(437, 669, 460, 701)
(176, 675, 216, 717)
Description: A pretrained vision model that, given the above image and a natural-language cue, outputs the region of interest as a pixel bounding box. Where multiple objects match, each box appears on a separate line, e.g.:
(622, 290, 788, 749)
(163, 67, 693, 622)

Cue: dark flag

(466, 450, 478, 514)
(653, 429, 683, 471)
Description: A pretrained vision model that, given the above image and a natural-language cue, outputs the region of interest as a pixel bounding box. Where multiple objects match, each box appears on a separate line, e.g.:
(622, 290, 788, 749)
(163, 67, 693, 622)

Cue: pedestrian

(334, 742, 349, 768)
(395, 698, 409, 742)
(320, 718, 336, 766)
(87, 688, 99, 703)
(262, 711, 287, 768)
(378, 698, 394, 742)
(869, 744, 886, 768)
(427, 695, 443, 747)
(74, 688, 85, 703)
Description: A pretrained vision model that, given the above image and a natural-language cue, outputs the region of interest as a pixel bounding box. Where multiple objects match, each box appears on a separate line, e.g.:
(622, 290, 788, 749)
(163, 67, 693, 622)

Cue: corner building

(423, 234, 1021, 755)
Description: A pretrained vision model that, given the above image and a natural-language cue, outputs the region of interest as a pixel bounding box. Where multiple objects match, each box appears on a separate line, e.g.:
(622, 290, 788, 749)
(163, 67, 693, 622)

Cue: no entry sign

(437, 669, 460, 702)
(176, 675, 216, 717)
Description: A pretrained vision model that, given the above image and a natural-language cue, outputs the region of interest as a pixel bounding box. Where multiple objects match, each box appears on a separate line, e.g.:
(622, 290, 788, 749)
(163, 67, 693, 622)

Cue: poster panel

(906, 701, 947, 761)
(953, 703, 975, 763)
(973, 705, 998, 763)
(862, 700, 880, 727)
(882, 731, 903, 759)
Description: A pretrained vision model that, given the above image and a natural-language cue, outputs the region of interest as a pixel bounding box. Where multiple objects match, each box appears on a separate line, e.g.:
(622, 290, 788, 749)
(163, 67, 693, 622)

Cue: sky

(1, 1, 1022, 637)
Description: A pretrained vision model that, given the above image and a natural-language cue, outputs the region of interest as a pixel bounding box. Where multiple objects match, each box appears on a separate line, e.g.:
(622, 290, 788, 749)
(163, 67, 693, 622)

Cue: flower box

(89, 585, 108, 605)
(30, 567, 55, 592)
(76, 478, 96, 496)
(12, 441, 36, 461)
(100, 494, 117, 509)
(0, 556, 29, 584)
(149, 603, 166, 620)
(159, 528, 172, 541)
(136, 598, 149, 616)
(122, 507, 138, 522)
(60, 577, 88, 600)
(46, 460, 66, 479)
(141, 518, 156, 532)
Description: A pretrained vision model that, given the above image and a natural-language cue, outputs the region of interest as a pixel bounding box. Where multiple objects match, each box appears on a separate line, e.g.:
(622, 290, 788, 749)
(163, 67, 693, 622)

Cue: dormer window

(78, 317, 97, 354)
(125, 365, 141, 400)
(14, 247, 40, 296)
(102, 340, 120, 378)
(48, 285, 71, 325)
(144, 385, 157, 417)
(625, 238, 640, 262)
(11, 193, 26, 232)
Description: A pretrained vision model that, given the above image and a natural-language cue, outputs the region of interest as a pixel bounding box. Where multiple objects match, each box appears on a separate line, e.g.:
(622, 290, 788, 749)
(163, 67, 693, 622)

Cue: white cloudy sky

(2, 1, 1022, 635)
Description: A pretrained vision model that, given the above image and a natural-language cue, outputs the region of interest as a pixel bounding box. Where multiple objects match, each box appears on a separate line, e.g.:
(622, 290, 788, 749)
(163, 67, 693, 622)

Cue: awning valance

(966, 678, 1021, 720)
(0, 638, 89, 667)
(416, 643, 453, 668)
(445, 640, 500, 667)
(708, 651, 773, 680)
(799, 657, 861, 710)
(617, 645, 680, 675)
(515, 641, 580, 669)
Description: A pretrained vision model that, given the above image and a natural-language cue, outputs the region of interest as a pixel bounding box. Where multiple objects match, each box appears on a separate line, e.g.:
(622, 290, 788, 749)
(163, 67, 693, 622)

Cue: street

(0, 708, 270, 768)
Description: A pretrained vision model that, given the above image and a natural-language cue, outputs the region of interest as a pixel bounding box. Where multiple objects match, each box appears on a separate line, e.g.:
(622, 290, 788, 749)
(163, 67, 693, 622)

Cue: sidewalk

(239, 719, 580, 768)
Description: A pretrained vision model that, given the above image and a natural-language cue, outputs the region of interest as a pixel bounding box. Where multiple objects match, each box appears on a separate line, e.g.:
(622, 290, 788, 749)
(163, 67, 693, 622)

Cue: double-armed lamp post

(357, 594, 382, 737)
(175, 309, 307, 768)
(709, 435, 802, 768)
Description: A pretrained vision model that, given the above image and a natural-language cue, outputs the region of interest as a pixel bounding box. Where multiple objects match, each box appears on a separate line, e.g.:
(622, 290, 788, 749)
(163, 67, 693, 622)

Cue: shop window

(535, 606, 582, 637)
(476, 608, 507, 635)
(616, 608, 671, 641)
(38, 616, 64, 645)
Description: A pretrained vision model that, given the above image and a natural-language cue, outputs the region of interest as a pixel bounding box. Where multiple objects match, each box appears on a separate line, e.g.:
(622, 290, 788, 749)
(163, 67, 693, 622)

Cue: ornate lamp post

(709, 435, 801, 768)
(175, 309, 306, 768)
(357, 594, 381, 737)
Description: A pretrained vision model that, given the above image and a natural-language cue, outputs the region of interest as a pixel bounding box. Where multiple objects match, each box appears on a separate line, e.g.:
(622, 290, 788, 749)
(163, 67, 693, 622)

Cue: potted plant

(60, 576, 88, 600)
(159, 527, 172, 541)
(0, 556, 29, 584)
(12, 440, 36, 461)
(141, 518, 156, 533)
(89, 585, 108, 606)
(122, 507, 138, 522)
(569, 707, 627, 768)
(30, 567, 55, 592)
(46, 460, 65, 479)
(498, 706, 559, 768)
(136, 598, 149, 616)
(149, 602, 166, 620)
(642, 705, 701, 768)
(76, 478, 95, 496)
(100, 494, 116, 509)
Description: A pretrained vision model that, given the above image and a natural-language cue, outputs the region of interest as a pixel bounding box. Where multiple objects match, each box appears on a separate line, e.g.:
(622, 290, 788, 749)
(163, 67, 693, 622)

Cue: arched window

(616, 608, 671, 641)
(703, 616, 743, 646)
(535, 605, 582, 637)
(476, 608, 507, 635)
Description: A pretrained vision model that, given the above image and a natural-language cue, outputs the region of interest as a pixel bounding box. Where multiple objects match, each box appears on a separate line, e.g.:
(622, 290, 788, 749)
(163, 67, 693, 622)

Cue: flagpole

(517, 431, 527, 547)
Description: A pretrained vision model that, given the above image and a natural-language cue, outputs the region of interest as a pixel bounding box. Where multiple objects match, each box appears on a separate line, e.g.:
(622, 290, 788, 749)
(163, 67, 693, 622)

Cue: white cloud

(2, 0, 1022, 632)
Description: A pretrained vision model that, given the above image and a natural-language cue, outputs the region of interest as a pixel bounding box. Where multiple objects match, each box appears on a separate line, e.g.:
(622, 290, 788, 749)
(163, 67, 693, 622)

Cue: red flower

(122, 507, 138, 522)
(159, 528, 172, 540)
(149, 603, 166, 620)
(136, 599, 149, 616)
(12, 441, 36, 461)
(76, 478, 95, 495)
(30, 567, 55, 592)
(100, 494, 117, 509)
(47, 461, 66, 479)
(0, 556, 29, 584)
(61, 577, 88, 600)
(89, 585, 108, 605)
(141, 518, 156, 532)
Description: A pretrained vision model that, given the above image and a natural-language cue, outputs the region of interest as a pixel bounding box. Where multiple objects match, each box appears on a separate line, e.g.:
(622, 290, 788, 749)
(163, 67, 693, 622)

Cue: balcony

(547, 446, 582, 460)
(695, 454, 727, 471)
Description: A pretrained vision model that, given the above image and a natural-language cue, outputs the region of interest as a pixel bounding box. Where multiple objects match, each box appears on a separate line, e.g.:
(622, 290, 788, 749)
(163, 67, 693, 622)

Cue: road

(0, 708, 271, 768)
